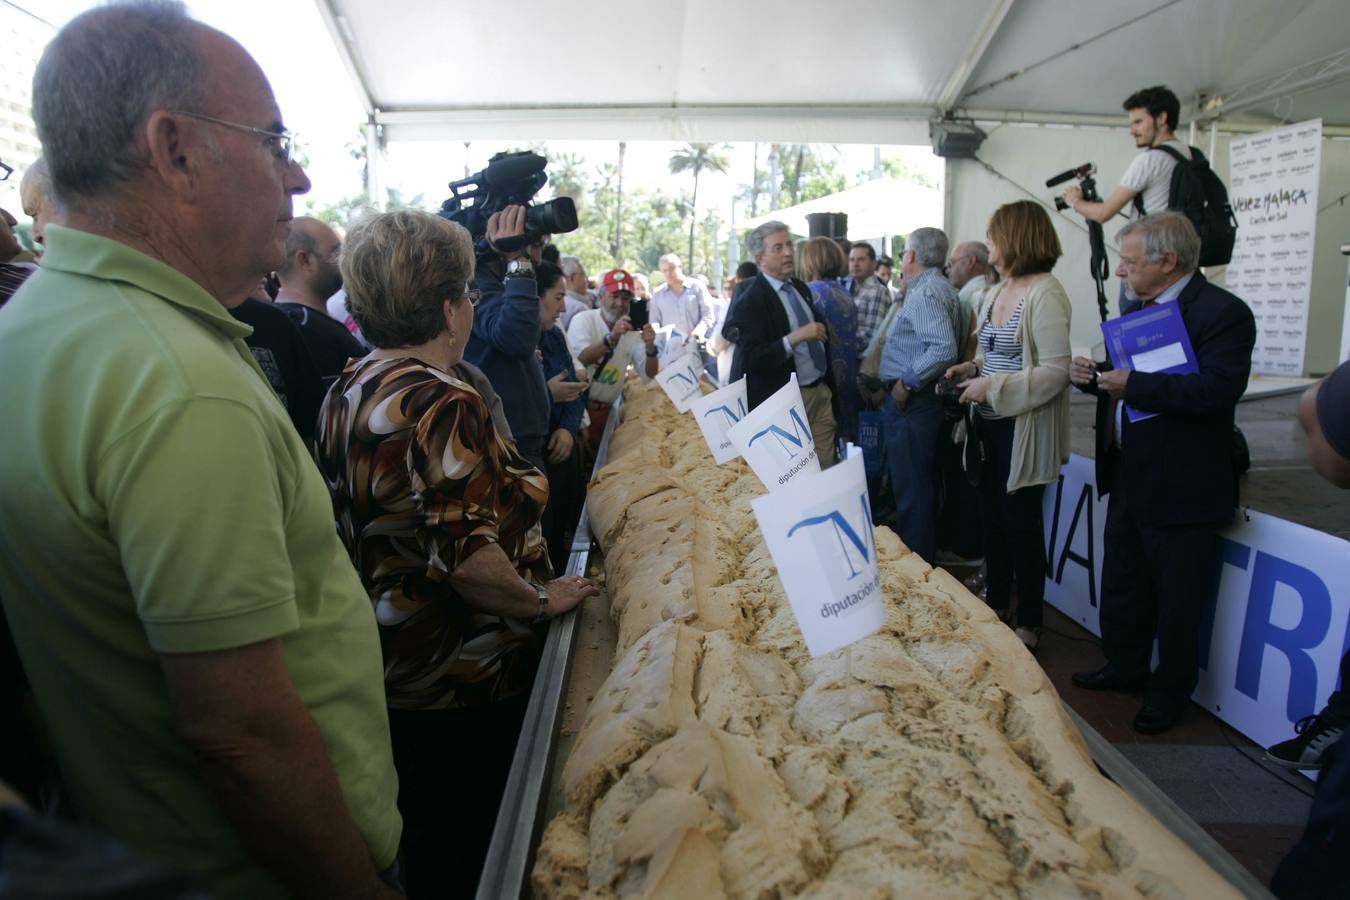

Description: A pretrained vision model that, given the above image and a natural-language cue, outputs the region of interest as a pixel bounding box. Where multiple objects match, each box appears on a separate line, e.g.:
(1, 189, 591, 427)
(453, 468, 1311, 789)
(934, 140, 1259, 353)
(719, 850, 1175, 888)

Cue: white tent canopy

(316, 0, 1350, 141)
(740, 178, 942, 244)
(315, 0, 1350, 374)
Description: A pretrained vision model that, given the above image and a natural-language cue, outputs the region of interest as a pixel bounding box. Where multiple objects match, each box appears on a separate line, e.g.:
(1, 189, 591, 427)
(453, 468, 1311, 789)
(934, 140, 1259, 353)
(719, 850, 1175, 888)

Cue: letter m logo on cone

(748, 405, 812, 460)
(787, 493, 875, 581)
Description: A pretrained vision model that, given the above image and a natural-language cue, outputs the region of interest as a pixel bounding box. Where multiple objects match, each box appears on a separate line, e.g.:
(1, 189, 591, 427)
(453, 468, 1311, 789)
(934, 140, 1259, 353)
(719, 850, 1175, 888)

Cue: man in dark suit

(722, 220, 838, 465)
(1070, 212, 1256, 734)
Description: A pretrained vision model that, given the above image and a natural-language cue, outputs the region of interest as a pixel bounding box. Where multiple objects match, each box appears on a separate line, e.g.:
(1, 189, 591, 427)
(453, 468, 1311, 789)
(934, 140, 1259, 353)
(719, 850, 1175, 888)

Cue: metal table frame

(476, 396, 622, 900)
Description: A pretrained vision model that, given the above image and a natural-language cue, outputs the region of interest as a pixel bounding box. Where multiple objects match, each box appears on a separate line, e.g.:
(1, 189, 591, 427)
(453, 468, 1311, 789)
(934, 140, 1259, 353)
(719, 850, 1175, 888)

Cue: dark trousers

(936, 416, 983, 560)
(1271, 734, 1350, 899)
(1099, 494, 1221, 699)
(883, 390, 943, 563)
(1327, 650, 1350, 721)
(514, 434, 547, 475)
(977, 416, 1047, 628)
(580, 400, 614, 476)
(542, 440, 585, 576)
(388, 694, 530, 900)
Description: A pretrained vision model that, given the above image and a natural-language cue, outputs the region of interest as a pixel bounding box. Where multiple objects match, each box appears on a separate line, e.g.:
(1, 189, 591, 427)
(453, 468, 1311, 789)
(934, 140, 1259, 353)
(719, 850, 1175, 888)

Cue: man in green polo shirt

(0, 4, 401, 898)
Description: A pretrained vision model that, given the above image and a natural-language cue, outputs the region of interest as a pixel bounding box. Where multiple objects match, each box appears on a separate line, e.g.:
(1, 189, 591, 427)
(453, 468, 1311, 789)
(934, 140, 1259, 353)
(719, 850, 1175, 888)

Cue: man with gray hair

(948, 240, 992, 340)
(1069, 212, 1254, 735)
(652, 251, 715, 339)
(19, 157, 52, 251)
(560, 254, 591, 330)
(0, 4, 402, 897)
(723, 221, 838, 465)
(879, 226, 964, 563)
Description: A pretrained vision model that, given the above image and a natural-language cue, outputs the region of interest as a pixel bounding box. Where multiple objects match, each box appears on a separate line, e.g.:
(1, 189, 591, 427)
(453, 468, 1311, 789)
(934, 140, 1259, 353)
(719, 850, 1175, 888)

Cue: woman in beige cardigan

(942, 201, 1072, 650)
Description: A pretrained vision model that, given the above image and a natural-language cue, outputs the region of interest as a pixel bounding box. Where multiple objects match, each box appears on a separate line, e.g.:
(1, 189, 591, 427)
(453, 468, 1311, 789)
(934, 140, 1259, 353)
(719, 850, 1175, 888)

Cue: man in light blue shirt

(879, 227, 964, 563)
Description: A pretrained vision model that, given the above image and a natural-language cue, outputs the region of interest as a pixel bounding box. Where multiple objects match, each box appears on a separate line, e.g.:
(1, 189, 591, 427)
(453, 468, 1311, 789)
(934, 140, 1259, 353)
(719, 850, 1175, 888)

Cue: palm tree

(612, 142, 626, 261)
(668, 143, 731, 270)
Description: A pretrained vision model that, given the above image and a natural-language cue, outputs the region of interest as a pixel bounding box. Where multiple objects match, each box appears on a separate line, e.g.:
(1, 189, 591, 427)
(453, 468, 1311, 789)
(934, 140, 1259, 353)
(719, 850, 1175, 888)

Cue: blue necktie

(782, 283, 827, 377)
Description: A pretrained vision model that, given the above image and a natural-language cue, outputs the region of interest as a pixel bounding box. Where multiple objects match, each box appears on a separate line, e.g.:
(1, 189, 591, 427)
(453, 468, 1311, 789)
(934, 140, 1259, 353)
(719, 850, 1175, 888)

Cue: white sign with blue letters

(1042, 454, 1350, 751)
(689, 377, 748, 465)
(727, 373, 820, 491)
(751, 453, 885, 657)
(653, 349, 705, 413)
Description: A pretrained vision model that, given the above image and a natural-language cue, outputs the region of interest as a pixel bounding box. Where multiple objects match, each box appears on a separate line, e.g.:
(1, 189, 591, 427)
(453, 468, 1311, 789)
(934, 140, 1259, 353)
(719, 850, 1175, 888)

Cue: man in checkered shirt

(843, 241, 894, 352)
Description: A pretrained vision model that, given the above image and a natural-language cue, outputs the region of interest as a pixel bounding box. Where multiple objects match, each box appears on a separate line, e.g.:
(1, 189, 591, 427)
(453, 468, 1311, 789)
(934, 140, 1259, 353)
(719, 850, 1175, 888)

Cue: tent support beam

(936, 0, 1018, 114)
(313, 0, 375, 117)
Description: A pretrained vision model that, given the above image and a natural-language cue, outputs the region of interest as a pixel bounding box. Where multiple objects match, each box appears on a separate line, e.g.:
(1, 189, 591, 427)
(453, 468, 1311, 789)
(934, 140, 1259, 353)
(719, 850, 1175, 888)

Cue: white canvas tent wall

(316, 0, 1350, 373)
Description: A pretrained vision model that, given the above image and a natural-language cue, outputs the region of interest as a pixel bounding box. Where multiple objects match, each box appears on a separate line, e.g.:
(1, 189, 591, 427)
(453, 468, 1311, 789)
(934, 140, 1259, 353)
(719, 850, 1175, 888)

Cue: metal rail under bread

(477, 395, 623, 900)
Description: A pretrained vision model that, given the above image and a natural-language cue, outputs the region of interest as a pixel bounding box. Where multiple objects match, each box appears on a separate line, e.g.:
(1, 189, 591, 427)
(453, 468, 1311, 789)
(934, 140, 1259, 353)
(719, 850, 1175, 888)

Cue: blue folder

(1100, 302, 1198, 423)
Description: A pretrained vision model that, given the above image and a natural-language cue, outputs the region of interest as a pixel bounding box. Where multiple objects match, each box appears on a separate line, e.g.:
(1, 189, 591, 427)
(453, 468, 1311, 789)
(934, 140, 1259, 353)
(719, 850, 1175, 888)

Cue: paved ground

(949, 387, 1343, 889)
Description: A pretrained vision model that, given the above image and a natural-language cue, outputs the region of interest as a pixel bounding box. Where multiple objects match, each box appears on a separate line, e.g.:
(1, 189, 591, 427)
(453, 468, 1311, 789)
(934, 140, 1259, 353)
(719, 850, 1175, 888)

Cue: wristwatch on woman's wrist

(529, 581, 550, 623)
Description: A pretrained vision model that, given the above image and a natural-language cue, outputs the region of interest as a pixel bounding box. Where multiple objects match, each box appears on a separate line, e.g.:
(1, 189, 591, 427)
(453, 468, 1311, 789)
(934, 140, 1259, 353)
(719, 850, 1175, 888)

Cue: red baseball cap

(600, 268, 635, 295)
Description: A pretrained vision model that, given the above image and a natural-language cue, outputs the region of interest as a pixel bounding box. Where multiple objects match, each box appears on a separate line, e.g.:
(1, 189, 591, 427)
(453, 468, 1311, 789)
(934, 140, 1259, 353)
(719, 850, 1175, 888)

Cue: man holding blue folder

(1068, 212, 1255, 735)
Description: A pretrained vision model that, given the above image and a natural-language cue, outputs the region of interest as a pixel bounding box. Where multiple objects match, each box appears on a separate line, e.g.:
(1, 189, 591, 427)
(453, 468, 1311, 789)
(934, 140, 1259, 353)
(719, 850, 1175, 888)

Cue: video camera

(438, 150, 579, 249)
(1045, 161, 1111, 323)
(1047, 163, 1097, 210)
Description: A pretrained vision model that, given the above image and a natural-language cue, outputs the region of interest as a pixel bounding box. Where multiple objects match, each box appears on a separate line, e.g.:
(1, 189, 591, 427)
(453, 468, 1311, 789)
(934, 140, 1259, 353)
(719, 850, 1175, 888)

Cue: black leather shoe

(1071, 666, 1147, 691)
(1134, 696, 1187, 735)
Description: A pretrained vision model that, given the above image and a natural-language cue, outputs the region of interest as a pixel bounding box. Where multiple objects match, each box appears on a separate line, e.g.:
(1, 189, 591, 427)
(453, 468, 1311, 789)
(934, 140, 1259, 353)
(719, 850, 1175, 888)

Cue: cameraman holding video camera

(1061, 86, 1189, 232)
(461, 205, 552, 470)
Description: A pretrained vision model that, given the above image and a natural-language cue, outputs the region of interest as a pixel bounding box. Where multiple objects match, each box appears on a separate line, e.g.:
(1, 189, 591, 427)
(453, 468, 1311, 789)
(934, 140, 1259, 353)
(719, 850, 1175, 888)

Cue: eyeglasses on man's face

(0, 160, 13, 181)
(168, 110, 295, 165)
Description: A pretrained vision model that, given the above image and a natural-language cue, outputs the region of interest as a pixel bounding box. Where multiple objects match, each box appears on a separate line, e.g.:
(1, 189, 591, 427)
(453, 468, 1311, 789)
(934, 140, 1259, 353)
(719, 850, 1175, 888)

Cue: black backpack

(1132, 144, 1238, 267)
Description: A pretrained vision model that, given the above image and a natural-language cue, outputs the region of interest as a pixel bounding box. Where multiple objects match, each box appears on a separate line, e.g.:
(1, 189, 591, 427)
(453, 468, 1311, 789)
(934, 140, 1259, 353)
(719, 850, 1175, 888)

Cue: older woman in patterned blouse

(315, 209, 598, 899)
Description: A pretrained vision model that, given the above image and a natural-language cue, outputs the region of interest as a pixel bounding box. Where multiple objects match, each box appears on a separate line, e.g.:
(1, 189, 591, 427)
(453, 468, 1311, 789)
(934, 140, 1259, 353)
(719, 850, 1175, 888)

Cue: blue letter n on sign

(1235, 551, 1333, 723)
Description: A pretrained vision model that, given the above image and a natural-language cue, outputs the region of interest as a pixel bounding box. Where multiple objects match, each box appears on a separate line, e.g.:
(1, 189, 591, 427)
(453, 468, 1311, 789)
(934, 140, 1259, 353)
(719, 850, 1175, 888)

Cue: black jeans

(388, 694, 530, 900)
(541, 439, 585, 576)
(936, 415, 983, 560)
(976, 415, 1046, 627)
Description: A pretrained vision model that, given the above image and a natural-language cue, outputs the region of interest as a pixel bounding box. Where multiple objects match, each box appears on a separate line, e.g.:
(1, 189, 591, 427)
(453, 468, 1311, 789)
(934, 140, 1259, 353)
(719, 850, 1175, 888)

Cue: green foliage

(305, 187, 425, 229)
(669, 143, 731, 270)
(865, 156, 935, 188)
(738, 145, 845, 214)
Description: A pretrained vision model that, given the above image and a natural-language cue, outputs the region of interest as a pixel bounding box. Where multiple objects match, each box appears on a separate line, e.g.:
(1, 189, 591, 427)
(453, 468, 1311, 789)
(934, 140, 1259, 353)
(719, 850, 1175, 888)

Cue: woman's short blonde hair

(797, 236, 847, 283)
(986, 200, 1062, 277)
(340, 209, 475, 348)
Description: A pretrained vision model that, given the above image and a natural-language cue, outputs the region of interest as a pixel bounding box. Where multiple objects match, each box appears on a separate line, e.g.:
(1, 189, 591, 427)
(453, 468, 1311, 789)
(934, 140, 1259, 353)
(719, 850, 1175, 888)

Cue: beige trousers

(800, 381, 837, 467)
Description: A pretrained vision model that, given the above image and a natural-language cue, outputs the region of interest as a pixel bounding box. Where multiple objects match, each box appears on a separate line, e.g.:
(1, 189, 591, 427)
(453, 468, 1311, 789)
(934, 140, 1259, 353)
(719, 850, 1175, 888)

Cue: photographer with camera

(940, 202, 1072, 651)
(567, 268, 658, 457)
(1061, 86, 1189, 229)
(1060, 86, 1208, 316)
(440, 151, 580, 474)
(461, 204, 552, 471)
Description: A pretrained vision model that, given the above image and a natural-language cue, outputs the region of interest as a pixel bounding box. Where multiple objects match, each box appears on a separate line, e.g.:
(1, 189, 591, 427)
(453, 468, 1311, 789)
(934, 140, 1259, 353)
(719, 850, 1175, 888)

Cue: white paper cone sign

(750, 453, 884, 657)
(656, 325, 690, 367)
(653, 350, 705, 413)
(725, 373, 819, 491)
(689, 377, 749, 465)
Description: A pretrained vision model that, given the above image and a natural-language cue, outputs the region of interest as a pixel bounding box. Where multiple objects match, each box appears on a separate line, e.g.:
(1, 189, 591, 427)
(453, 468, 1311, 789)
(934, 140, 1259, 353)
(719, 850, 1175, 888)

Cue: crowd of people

(0, 4, 1345, 899)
